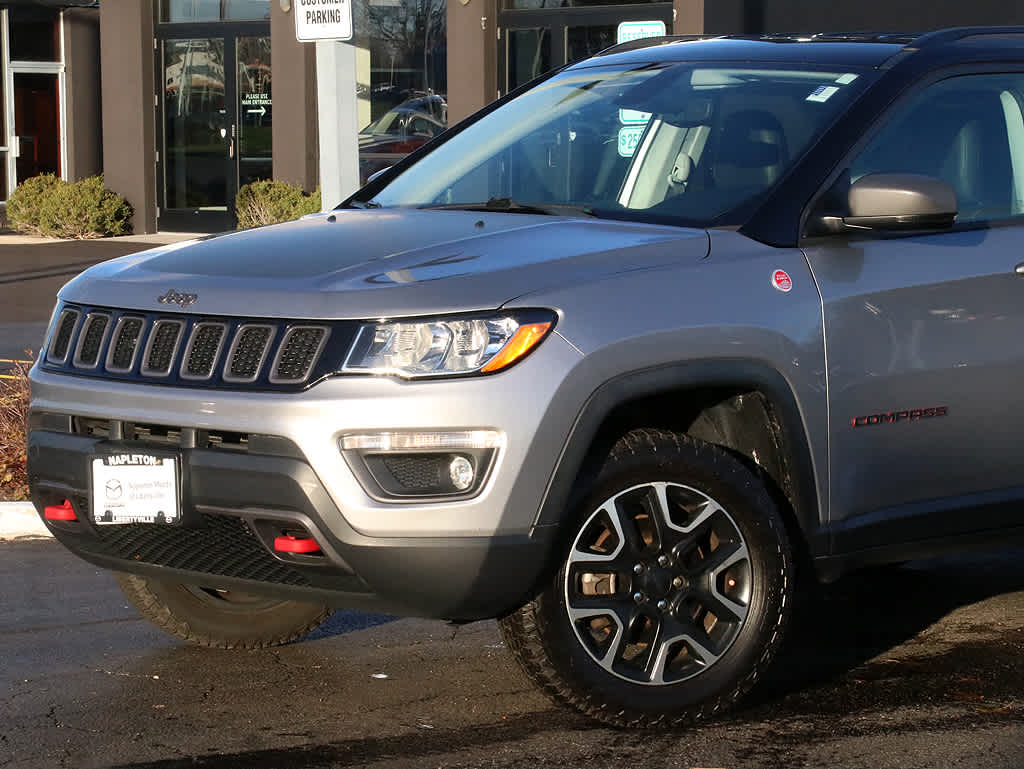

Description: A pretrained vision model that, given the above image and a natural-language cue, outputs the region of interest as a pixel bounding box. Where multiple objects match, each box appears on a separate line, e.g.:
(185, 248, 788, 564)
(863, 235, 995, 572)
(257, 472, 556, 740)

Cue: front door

(805, 70, 1024, 550)
(158, 33, 272, 232)
(12, 70, 61, 184)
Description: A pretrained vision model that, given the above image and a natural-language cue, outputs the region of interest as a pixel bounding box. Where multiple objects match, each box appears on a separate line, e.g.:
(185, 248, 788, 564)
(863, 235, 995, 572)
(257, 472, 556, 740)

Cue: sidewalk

(0, 501, 48, 539)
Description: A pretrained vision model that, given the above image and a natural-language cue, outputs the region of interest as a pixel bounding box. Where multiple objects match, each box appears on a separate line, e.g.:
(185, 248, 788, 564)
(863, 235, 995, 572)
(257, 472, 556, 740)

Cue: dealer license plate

(91, 453, 180, 525)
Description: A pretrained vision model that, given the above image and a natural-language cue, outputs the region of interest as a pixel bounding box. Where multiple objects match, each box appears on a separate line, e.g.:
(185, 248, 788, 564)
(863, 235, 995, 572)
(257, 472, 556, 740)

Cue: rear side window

(850, 73, 1024, 224)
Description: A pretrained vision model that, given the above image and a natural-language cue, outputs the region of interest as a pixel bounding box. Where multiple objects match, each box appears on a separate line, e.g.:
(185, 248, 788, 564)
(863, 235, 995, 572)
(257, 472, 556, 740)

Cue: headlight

(341, 311, 555, 378)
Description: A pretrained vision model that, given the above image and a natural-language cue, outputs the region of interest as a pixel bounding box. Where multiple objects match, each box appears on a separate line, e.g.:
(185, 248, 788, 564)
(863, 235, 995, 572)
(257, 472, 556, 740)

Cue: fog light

(449, 455, 474, 491)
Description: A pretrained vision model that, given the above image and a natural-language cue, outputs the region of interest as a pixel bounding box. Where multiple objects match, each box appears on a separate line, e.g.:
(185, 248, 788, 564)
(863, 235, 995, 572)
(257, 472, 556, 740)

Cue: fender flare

(524, 359, 826, 558)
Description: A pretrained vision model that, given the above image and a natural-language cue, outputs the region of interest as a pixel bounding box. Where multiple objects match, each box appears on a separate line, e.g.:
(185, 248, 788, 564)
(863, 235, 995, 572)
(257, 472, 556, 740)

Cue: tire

(499, 428, 794, 728)
(116, 573, 332, 650)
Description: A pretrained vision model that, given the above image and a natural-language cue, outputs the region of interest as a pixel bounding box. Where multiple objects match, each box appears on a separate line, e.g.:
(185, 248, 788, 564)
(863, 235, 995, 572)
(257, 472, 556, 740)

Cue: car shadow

(745, 546, 1024, 714)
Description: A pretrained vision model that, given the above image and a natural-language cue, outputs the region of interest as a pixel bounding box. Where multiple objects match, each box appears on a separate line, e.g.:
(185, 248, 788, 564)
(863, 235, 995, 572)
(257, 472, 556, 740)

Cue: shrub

(7, 173, 61, 236)
(37, 175, 133, 239)
(6, 174, 132, 239)
(236, 180, 321, 229)
(0, 354, 31, 502)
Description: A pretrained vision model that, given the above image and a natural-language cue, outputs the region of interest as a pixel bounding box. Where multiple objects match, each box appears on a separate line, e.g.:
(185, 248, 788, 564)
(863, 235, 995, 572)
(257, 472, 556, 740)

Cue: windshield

(363, 61, 875, 227)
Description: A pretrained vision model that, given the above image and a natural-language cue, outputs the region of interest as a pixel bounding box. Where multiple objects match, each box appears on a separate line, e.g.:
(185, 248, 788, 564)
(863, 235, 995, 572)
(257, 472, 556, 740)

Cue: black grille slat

(226, 325, 273, 382)
(74, 314, 110, 368)
(48, 309, 80, 363)
(142, 320, 184, 376)
(107, 317, 145, 372)
(271, 327, 328, 383)
(89, 513, 310, 586)
(182, 323, 226, 380)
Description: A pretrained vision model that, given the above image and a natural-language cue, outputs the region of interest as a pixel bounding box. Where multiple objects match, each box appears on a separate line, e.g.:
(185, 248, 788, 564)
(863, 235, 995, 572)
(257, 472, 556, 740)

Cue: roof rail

(904, 26, 1024, 50)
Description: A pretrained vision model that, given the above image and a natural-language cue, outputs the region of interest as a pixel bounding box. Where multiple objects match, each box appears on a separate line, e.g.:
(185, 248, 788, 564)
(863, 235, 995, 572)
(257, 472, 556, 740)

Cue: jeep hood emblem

(157, 289, 198, 308)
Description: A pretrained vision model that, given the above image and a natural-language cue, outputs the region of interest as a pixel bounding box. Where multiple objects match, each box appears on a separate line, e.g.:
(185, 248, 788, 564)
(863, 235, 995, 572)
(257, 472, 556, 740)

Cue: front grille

(108, 317, 144, 372)
(73, 313, 110, 368)
(182, 323, 226, 380)
(47, 308, 80, 363)
(271, 327, 328, 383)
(142, 320, 184, 376)
(226, 325, 273, 382)
(89, 512, 310, 586)
(40, 303, 359, 392)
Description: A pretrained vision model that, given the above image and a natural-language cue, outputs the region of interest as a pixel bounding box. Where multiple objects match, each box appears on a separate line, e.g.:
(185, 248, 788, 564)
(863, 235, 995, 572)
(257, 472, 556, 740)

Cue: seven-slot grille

(42, 304, 354, 391)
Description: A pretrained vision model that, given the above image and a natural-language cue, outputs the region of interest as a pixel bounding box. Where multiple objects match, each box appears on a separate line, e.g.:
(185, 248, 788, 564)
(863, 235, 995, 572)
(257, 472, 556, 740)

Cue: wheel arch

(531, 360, 825, 570)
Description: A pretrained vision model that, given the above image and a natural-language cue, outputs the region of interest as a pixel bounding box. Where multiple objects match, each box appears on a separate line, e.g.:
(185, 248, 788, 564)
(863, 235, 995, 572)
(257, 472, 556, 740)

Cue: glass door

(12, 71, 60, 185)
(158, 33, 272, 231)
(160, 37, 233, 231)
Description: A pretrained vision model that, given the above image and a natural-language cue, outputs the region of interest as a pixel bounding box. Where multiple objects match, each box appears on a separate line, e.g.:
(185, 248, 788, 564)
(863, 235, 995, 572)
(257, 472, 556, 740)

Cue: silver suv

(28, 28, 1024, 727)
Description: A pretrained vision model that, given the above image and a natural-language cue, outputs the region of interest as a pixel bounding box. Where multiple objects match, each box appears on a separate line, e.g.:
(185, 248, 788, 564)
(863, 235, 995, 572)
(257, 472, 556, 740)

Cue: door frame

(3, 8, 68, 198)
(155, 20, 268, 232)
(498, 4, 673, 96)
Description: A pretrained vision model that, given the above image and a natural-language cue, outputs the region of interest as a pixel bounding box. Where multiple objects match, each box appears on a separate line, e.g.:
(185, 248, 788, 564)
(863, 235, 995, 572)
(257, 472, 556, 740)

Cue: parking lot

(3, 538, 1024, 769)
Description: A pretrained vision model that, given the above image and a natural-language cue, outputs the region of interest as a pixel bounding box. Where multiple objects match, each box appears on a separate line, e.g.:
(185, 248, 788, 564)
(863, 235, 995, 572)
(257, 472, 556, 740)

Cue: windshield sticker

(836, 73, 859, 85)
(619, 108, 652, 126)
(618, 126, 645, 157)
(806, 85, 840, 103)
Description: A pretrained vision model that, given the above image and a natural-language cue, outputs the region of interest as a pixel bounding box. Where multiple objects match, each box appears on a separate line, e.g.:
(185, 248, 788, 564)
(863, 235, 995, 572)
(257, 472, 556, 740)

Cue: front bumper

(26, 334, 584, 619)
(28, 427, 554, 620)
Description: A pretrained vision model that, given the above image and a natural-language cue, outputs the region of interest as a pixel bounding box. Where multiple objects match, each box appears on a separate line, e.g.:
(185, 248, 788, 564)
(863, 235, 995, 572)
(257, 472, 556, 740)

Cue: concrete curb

(0, 501, 50, 540)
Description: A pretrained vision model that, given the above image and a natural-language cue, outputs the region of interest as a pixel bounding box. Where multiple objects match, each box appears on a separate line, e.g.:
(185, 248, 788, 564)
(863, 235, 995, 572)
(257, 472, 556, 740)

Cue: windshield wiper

(420, 197, 597, 217)
(346, 199, 381, 209)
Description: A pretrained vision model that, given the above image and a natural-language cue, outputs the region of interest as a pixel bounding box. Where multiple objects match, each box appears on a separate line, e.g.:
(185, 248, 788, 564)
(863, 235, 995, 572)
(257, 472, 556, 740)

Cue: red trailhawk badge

(772, 269, 793, 292)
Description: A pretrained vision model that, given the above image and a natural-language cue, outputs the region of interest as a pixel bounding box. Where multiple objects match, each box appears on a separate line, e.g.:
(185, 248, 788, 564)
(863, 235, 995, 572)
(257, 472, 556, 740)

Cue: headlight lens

(342, 312, 554, 378)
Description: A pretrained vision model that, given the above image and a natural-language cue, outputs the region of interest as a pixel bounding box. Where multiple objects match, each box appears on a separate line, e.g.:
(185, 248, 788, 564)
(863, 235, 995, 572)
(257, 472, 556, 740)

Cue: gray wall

(271, 3, 318, 192)
(62, 7, 102, 182)
(99, 0, 156, 234)
(447, 0, 498, 124)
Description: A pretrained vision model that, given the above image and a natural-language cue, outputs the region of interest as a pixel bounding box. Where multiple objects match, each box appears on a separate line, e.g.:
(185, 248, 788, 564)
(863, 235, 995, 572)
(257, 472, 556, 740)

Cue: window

(161, 0, 270, 22)
(850, 73, 1024, 223)
(369, 63, 874, 228)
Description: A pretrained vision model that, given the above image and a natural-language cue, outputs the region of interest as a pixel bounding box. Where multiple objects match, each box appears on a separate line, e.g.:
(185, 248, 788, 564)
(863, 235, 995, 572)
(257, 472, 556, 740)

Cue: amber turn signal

(481, 322, 552, 373)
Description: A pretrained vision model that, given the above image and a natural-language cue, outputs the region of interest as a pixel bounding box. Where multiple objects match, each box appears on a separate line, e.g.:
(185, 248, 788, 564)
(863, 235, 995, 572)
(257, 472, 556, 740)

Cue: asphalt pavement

(4, 540, 1024, 769)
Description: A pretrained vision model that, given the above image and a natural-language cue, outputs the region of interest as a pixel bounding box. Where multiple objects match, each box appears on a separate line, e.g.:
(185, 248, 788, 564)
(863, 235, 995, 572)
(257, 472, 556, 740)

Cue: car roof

(579, 27, 1024, 71)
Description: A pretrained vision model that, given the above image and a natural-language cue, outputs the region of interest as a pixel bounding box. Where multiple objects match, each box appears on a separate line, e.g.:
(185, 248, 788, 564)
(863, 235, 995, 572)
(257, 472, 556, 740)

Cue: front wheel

(116, 573, 332, 649)
(499, 428, 795, 728)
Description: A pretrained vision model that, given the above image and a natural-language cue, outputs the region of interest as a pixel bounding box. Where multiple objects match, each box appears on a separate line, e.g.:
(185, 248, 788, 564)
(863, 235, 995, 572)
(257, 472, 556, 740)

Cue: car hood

(60, 209, 709, 319)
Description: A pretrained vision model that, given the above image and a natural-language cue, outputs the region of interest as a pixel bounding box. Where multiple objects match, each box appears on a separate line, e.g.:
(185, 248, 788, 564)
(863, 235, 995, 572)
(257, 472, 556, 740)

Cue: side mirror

(817, 173, 958, 234)
(845, 173, 957, 231)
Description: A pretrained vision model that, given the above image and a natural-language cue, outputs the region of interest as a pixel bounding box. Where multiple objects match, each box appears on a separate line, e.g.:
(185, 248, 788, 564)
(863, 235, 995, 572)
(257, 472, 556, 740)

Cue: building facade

(4, 0, 1024, 233)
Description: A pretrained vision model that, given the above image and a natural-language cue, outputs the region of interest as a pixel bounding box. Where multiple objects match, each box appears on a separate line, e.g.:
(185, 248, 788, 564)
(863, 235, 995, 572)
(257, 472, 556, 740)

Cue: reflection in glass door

(162, 38, 231, 228)
(236, 36, 272, 188)
(500, 6, 672, 94)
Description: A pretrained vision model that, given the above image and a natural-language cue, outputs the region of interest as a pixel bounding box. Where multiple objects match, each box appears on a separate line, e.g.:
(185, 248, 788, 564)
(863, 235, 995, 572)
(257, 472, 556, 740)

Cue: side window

(850, 73, 1024, 224)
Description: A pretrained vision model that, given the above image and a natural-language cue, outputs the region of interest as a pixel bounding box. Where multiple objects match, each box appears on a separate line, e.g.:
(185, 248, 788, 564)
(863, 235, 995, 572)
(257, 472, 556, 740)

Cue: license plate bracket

(90, 451, 181, 525)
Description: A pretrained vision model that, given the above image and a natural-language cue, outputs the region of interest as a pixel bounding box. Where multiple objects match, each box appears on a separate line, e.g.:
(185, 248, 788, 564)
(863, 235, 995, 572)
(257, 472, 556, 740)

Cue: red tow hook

(44, 500, 78, 521)
(273, 535, 321, 554)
